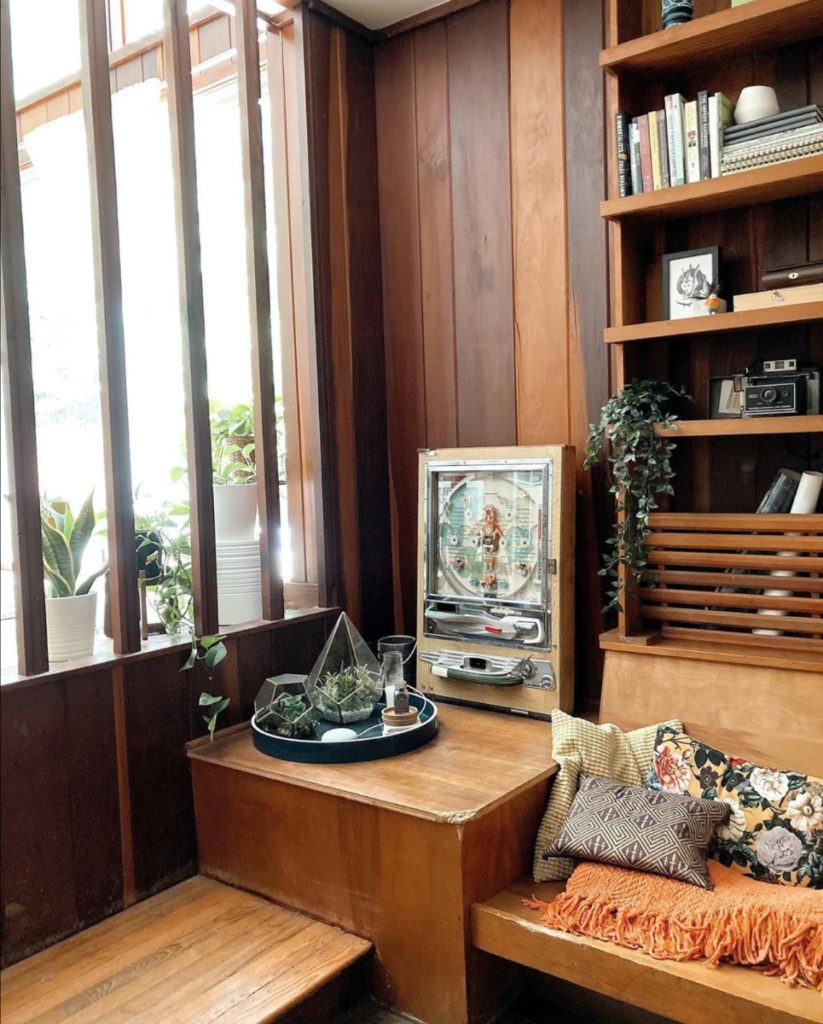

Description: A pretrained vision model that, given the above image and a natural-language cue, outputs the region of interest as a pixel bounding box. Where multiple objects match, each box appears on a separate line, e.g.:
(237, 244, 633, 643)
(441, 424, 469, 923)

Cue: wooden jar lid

(381, 707, 420, 728)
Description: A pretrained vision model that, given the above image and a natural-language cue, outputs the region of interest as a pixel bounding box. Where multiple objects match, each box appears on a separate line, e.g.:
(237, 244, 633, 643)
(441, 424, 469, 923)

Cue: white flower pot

(46, 592, 98, 663)
(213, 484, 258, 542)
(734, 86, 779, 125)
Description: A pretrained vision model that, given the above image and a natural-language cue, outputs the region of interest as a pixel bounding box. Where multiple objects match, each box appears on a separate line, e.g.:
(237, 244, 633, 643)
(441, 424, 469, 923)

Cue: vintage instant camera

(416, 446, 575, 719)
(709, 358, 820, 419)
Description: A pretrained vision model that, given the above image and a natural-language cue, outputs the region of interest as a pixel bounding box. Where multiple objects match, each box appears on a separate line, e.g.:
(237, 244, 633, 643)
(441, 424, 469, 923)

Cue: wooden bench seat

(0, 875, 371, 1024)
(472, 876, 823, 1024)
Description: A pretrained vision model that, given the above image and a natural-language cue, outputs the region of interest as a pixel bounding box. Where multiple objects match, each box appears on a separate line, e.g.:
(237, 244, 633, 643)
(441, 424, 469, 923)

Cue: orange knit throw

(525, 860, 823, 990)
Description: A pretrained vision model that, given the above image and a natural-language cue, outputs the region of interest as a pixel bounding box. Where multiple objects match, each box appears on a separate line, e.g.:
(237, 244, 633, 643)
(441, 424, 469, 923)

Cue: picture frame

(662, 246, 720, 320)
(707, 375, 743, 419)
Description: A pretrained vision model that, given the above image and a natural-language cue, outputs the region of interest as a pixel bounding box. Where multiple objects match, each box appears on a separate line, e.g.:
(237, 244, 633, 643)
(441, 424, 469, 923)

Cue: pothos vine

(584, 380, 691, 612)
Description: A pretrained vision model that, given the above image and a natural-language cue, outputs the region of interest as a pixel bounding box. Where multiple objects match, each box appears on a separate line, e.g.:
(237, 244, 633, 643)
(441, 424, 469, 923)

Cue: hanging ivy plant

(584, 379, 691, 612)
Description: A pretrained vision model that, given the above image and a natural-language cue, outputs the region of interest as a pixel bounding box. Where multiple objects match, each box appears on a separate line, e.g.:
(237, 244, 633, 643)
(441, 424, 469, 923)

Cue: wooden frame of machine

(416, 446, 575, 718)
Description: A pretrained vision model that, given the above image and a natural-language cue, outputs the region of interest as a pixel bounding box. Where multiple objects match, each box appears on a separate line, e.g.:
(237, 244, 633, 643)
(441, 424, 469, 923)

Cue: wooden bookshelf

(601, 0, 822, 659)
(605, 302, 823, 343)
(655, 414, 823, 437)
(601, 0, 823, 75)
(600, 155, 823, 221)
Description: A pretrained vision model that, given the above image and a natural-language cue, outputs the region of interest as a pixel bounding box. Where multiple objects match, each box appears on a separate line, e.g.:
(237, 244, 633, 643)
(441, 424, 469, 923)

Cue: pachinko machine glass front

(417, 446, 575, 718)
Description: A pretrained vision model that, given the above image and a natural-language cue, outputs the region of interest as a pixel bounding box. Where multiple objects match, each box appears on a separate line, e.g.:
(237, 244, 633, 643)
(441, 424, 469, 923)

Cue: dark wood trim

(304, 0, 375, 40)
(236, 0, 285, 622)
(378, 0, 486, 39)
(163, 0, 219, 637)
(0, 0, 49, 676)
(295, 6, 337, 608)
(111, 665, 136, 905)
(79, 0, 141, 655)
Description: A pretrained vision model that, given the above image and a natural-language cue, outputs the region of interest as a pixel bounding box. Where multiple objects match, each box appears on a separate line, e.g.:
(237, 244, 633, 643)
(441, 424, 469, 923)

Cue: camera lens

(762, 387, 778, 403)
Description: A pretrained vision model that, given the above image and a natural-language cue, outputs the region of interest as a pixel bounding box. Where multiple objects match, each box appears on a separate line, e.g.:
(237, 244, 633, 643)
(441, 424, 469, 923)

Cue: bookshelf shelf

(604, 302, 823, 343)
(600, 155, 823, 221)
(600, 0, 823, 76)
(655, 415, 823, 437)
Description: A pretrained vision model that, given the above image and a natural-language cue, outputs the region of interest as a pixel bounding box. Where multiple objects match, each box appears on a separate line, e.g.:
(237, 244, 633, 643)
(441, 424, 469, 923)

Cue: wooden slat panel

(235, 0, 284, 621)
(648, 550, 822, 572)
(448, 0, 516, 446)
(0, 0, 48, 676)
(511, 0, 569, 446)
(639, 587, 821, 614)
(163, 0, 218, 637)
(642, 605, 823, 635)
(79, 0, 141, 655)
(655, 570, 823, 593)
(647, 532, 823, 552)
(662, 626, 823, 654)
(649, 513, 823, 531)
(414, 21, 458, 449)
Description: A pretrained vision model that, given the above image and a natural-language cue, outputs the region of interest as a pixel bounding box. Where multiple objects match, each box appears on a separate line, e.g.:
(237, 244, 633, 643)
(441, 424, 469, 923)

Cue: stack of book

(756, 469, 801, 513)
(615, 91, 734, 198)
(721, 105, 823, 175)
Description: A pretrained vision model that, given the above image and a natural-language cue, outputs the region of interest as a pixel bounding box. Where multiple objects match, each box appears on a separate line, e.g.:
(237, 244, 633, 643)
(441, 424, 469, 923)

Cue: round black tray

(251, 689, 438, 764)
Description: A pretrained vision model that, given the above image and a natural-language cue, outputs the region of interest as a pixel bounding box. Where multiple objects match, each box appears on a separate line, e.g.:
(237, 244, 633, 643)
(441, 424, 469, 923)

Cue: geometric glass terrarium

(254, 674, 317, 739)
(307, 612, 382, 724)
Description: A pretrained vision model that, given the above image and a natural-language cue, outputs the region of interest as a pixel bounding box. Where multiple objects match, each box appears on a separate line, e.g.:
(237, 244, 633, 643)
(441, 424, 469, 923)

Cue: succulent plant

(314, 664, 380, 724)
(270, 693, 316, 738)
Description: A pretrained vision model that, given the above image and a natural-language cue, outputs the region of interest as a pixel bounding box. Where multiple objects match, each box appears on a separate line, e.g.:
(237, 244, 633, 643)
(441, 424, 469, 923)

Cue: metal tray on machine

(251, 689, 438, 764)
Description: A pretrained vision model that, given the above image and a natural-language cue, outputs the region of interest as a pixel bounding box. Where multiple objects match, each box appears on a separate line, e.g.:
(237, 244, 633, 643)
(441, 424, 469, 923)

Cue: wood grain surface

(0, 875, 371, 1024)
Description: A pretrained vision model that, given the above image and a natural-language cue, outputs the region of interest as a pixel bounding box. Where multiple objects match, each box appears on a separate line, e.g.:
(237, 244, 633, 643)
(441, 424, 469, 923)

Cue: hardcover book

(698, 91, 711, 181)
(656, 108, 670, 189)
(638, 113, 653, 193)
(615, 112, 631, 197)
(629, 120, 643, 195)
(649, 109, 662, 190)
(685, 100, 700, 183)
(757, 469, 801, 514)
(709, 92, 735, 178)
(665, 93, 686, 186)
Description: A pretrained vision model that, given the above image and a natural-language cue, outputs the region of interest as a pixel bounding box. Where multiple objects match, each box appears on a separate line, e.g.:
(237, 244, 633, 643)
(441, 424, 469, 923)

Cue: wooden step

(0, 875, 372, 1024)
(472, 878, 823, 1024)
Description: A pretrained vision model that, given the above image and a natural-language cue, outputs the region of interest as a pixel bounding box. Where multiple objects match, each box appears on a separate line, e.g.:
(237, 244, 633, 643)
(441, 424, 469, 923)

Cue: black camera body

(742, 359, 820, 417)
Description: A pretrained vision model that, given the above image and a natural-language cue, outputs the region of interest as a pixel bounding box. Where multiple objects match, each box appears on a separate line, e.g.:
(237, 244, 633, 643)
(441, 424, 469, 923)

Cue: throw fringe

(524, 891, 823, 990)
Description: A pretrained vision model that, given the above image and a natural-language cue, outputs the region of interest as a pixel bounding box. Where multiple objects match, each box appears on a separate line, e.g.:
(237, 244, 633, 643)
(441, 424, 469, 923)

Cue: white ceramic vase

(213, 484, 258, 542)
(46, 592, 98, 663)
(733, 86, 779, 125)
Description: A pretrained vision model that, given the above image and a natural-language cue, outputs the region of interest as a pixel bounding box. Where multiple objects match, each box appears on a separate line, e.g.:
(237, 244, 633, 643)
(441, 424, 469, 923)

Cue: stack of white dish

(214, 484, 262, 625)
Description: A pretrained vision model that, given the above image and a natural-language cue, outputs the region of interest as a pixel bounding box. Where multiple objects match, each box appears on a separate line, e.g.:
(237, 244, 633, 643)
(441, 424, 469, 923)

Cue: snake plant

(41, 493, 108, 598)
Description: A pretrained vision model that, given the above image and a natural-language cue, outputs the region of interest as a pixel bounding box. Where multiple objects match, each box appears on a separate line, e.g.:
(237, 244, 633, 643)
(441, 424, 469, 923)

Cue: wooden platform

(473, 877, 823, 1024)
(0, 875, 371, 1024)
(189, 704, 557, 1024)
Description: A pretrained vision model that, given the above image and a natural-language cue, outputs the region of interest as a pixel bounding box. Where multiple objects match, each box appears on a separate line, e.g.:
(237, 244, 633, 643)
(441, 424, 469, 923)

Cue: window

(1, 1, 321, 677)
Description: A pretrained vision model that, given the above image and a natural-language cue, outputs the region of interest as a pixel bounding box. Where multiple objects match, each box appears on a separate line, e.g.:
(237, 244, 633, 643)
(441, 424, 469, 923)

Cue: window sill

(0, 606, 338, 692)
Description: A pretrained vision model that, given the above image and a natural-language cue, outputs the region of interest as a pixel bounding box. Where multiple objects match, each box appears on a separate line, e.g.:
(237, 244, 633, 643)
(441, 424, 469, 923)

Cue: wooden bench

(471, 644, 823, 1024)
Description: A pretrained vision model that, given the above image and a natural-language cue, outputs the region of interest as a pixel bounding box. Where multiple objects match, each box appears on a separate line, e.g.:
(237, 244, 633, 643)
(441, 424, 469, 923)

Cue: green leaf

(44, 563, 73, 598)
(69, 493, 96, 579)
(179, 648, 197, 672)
(199, 634, 227, 650)
(204, 643, 227, 671)
(199, 691, 225, 706)
(41, 518, 76, 594)
(76, 563, 108, 596)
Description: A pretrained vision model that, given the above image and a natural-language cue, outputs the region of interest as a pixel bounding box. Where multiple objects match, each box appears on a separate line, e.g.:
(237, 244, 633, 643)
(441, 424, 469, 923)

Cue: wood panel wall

(0, 611, 335, 967)
(374, 0, 611, 707)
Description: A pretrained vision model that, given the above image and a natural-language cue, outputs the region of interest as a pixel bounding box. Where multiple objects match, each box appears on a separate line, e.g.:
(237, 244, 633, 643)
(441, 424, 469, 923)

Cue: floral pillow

(646, 726, 823, 888)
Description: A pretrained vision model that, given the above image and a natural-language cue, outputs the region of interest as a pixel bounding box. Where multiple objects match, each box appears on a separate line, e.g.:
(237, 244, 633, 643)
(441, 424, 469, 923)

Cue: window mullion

(78, 0, 141, 654)
(0, 0, 49, 676)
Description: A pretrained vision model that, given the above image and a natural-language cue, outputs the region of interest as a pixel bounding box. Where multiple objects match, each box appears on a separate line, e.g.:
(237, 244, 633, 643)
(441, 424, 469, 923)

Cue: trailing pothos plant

(584, 380, 691, 612)
(180, 634, 229, 740)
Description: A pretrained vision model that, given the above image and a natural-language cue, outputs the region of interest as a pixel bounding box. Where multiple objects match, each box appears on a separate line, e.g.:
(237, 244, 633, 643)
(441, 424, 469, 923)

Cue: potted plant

(134, 501, 193, 635)
(41, 493, 108, 662)
(180, 633, 229, 741)
(210, 402, 257, 542)
(264, 693, 317, 739)
(313, 664, 382, 724)
(584, 380, 690, 612)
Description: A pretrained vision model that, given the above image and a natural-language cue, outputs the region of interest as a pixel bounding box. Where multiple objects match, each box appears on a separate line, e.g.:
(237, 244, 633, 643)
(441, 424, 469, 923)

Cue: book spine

(671, 94, 686, 186)
(709, 94, 720, 178)
(638, 113, 653, 193)
(615, 112, 631, 197)
(649, 110, 662, 190)
(756, 471, 783, 514)
(698, 90, 711, 180)
(685, 101, 700, 183)
(628, 120, 643, 195)
(758, 470, 801, 514)
(656, 108, 670, 188)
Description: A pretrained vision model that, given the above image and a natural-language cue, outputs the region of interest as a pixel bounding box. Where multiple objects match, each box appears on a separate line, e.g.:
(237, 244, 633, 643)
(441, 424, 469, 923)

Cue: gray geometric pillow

(546, 773, 731, 888)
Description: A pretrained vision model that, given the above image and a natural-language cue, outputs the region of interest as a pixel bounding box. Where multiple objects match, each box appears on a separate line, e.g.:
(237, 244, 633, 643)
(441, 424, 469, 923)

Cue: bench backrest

(598, 651, 822, 777)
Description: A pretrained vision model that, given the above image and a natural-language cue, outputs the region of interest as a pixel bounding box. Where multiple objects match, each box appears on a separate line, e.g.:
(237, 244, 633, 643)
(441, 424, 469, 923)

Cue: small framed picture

(708, 376, 743, 419)
(662, 246, 720, 320)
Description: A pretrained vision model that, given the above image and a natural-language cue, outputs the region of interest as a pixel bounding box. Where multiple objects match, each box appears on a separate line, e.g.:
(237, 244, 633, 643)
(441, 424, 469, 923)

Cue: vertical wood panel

(0, 0, 49, 676)
(79, 0, 141, 655)
(235, 0, 284, 622)
(163, 0, 219, 636)
(414, 22, 458, 449)
(375, 34, 426, 631)
(448, 0, 516, 447)
(267, 29, 309, 585)
(510, 0, 570, 446)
